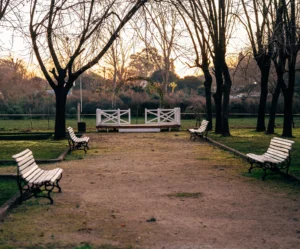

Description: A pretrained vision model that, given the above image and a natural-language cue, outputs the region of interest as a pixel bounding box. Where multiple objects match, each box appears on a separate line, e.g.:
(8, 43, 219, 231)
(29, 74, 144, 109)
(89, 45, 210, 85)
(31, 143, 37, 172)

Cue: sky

(0, 1, 249, 79)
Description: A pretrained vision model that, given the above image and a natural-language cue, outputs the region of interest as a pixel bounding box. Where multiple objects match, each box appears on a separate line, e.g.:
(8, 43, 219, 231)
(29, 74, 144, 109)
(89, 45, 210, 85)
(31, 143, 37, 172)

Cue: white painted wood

(145, 108, 181, 125)
(96, 108, 131, 126)
(119, 128, 160, 133)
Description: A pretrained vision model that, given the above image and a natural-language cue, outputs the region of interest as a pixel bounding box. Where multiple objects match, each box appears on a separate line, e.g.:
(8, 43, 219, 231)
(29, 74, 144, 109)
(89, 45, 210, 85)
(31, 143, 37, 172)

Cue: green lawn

(1, 115, 300, 132)
(0, 178, 19, 206)
(0, 139, 68, 160)
(208, 127, 300, 178)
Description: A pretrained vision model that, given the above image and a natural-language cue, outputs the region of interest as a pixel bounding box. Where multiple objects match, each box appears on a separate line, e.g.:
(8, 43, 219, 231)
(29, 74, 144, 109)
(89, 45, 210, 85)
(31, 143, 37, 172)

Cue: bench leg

(248, 163, 254, 173)
(44, 183, 55, 204)
(262, 168, 267, 181)
(55, 174, 63, 193)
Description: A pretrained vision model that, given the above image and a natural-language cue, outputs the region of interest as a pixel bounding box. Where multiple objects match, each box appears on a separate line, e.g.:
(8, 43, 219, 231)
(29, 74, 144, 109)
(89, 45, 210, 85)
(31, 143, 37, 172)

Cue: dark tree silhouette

(29, 0, 149, 138)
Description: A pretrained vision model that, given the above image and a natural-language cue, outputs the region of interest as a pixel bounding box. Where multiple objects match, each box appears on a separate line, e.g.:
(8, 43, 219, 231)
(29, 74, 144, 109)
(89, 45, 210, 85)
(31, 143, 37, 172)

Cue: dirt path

(0, 132, 300, 249)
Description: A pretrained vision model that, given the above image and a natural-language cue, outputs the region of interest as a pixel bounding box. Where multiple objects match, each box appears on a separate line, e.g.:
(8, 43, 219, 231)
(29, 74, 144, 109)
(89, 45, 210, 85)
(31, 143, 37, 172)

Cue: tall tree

(280, 0, 300, 137)
(104, 28, 135, 108)
(240, 0, 273, 132)
(184, 0, 238, 136)
(28, 0, 149, 138)
(267, 0, 300, 136)
(267, 0, 285, 134)
(172, 0, 213, 130)
(135, 1, 181, 95)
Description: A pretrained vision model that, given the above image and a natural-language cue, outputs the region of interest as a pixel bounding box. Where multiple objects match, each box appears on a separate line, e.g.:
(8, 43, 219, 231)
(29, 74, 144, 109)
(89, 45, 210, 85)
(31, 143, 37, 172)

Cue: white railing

(145, 108, 181, 125)
(96, 109, 131, 126)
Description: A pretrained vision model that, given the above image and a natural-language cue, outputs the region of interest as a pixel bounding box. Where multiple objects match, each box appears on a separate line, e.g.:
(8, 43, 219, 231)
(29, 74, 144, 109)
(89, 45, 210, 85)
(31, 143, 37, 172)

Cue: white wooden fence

(96, 109, 131, 126)
(96, 108, 181, 127)
(145, 108, 181, 125)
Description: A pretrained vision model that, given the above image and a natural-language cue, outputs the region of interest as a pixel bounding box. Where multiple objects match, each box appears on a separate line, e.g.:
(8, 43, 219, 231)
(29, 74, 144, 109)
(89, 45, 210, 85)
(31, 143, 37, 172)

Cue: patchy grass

(2, 116, 300, 132)
(168, 192, 203, 198)
(0, 139, 68, 160)
(0, 178, 18, 206)
(0, 243, 134, 249)
(208, 127, 300, 178)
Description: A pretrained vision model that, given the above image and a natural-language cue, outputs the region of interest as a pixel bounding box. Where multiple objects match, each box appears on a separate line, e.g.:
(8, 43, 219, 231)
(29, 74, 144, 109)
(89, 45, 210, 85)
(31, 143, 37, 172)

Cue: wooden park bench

(246, 137, 295, 180)
(12, 149, 63, 204)
(188, 120, 209, 140)
(67, 126, 90, 153)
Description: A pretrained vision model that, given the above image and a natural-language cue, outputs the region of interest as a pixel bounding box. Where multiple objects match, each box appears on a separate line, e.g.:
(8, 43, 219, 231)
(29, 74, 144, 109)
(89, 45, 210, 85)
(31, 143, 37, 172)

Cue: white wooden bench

(246, 137, 295, 180)
(188, 120, 209, 140)
(67, 127, 90, 153)
(12, 149, 63, 204)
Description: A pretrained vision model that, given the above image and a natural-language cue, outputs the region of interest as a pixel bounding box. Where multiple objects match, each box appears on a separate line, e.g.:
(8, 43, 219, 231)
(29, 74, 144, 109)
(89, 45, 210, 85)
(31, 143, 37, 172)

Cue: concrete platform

(96, 123, 181, 132)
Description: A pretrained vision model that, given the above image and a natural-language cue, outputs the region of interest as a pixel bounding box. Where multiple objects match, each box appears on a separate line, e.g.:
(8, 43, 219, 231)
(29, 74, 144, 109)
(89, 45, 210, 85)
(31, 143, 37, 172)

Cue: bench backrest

(67, 127, 78, 140)
(266, 137, 294, 162)
(197, 120, 209, 132)
(12, 149, 39, 182)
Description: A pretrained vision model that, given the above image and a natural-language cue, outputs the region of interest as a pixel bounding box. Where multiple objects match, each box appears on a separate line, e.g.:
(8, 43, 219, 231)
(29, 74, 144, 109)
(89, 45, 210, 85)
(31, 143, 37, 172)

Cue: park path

(0, 132, 300, 249)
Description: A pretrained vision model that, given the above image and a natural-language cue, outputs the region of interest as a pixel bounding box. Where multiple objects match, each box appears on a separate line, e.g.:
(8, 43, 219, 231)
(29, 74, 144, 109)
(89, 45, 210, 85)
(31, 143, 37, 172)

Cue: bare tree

(177, 0, 238, 136)
(135, 2, 181, 97)
(280, 0, 300, 137)
(28, 0, 149, 138)
(266, 0, 285, 134)
(240, 0, 274, 132)
(104, 28, 135, 108)
(172, 0, 213, 130)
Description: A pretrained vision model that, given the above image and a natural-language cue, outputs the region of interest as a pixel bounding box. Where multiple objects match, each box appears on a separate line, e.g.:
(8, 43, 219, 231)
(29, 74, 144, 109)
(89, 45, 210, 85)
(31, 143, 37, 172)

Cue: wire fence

(0, 113, 299, 132)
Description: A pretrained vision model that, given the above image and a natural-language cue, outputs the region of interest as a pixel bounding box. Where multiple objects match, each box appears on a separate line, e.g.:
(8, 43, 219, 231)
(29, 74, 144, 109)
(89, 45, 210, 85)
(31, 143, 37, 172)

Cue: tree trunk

(213, 62, 223, 134)
(221, 62, 232, 136)
(267, 54, 285, 134)
(266, 81, 281, 134)
(256, 62, 270, 131)
(54, 87, 68, 139)
(282, 56, 296, 137)
(282, 0, 297, 138)
(282, 89, 293, 137)
(203, 66, 213, 131)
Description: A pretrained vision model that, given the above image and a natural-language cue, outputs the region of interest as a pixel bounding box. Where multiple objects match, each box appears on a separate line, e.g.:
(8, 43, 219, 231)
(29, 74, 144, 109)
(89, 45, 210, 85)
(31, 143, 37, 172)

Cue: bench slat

(247, 154, 266, 163)
(22, 164, 39, 179)
(37, 168, 61, 184)
(272, 137, 295, 144)
(12, 149, 31, 159)
(267, 148, 289, 158)
(14, 150, 33, 163)
(28, 169, 45, 183)
(263, 153, 286, 162)
(271, 139, 293, 147)
(35, 169, 54, 184)
(270, 140, 292, 150)
(19, 157, 35, 171)
(269, 145, 290, 153)
(50, 169, 63, 183)
(25, 168, 43, 182)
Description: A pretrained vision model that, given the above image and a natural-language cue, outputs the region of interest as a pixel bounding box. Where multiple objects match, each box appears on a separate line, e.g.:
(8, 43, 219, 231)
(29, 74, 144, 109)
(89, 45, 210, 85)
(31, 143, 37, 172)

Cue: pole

(80, 76, 82, 118)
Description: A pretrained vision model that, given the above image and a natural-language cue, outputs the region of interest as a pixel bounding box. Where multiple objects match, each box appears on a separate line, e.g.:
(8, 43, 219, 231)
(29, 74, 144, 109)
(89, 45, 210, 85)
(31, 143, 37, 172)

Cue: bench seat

(13, 149, 63, 204)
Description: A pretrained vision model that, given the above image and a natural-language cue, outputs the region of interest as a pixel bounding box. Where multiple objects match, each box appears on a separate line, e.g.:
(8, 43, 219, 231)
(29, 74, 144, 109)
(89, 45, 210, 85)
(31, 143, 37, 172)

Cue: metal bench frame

(67, 127, 90, 153)
(246, 137, 294, 180)
(12, 149, 63, 204)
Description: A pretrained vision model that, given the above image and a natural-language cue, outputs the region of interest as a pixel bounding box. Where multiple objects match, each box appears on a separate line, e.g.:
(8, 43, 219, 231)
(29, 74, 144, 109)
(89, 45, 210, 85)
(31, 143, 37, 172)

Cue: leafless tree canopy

(29, 0, 149, 90)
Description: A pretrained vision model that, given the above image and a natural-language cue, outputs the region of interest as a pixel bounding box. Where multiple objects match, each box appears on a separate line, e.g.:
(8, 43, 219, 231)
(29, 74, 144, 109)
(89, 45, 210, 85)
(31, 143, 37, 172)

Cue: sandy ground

(0, 132, 300, 249)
